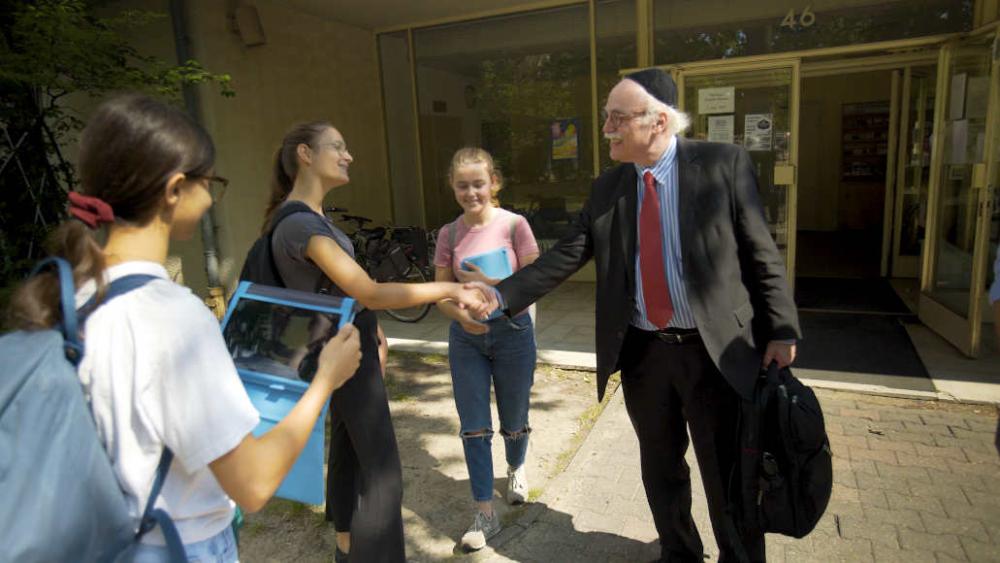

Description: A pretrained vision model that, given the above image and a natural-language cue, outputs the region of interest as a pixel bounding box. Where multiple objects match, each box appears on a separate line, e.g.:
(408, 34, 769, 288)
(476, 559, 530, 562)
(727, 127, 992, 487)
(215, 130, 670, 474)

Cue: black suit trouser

(325, 309, 405, 562)
(621, 326, 764, 563)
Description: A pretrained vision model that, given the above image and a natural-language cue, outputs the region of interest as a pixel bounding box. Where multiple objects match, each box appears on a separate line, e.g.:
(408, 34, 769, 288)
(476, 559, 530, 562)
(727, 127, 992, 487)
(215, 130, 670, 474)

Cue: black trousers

(325, 309, 405, 562)
(621, 326, 764, 563)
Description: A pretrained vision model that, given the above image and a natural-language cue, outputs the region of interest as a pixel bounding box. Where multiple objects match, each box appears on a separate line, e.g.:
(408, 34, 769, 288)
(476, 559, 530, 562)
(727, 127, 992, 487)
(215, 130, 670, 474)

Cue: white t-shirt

(75, 261, 260, 544)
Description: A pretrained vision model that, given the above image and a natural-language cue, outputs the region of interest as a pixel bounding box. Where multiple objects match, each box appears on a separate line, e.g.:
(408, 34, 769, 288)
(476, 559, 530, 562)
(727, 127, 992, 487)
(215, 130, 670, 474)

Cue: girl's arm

(306, 235, 484, 311)
(209, 325, 361, 512)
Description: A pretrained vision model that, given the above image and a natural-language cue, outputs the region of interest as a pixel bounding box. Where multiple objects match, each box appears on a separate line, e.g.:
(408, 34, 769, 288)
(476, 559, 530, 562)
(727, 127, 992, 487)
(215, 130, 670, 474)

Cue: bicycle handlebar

(340, 214, 372, 228)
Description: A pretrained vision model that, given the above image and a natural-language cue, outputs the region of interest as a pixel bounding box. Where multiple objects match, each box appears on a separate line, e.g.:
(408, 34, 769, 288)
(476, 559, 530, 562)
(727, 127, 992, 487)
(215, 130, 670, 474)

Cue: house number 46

(781, 6, 816, 30)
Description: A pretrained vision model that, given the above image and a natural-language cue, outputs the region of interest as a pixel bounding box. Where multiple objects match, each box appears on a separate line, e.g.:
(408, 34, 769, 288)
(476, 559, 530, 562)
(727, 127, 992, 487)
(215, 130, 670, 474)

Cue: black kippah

(624, 68, 678, 107)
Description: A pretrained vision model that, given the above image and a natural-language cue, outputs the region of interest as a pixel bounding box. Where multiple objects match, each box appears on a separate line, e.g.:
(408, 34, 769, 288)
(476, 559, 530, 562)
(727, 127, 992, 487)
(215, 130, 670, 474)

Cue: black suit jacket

(497, 138, 801, 401)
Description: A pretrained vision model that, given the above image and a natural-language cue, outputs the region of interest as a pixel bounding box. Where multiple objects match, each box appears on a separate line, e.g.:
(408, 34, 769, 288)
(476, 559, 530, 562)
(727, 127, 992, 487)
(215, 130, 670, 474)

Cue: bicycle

(325, 207, 433, 323)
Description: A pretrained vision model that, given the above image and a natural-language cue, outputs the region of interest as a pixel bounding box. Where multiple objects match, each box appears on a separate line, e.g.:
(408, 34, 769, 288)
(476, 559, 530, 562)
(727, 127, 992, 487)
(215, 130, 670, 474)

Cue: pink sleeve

(512, 215, 539, 259)
(433, 224, 452, 269)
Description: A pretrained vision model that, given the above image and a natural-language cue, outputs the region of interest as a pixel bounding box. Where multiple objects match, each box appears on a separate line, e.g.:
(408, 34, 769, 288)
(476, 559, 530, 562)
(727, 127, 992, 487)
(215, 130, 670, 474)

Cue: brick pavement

(479, 387, 1000, 563)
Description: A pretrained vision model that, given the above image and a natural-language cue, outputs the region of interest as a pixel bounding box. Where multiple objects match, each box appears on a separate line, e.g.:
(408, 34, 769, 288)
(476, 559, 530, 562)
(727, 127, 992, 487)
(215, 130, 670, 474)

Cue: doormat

(795, 277, 911, 314)
(794, 312, 934, 392)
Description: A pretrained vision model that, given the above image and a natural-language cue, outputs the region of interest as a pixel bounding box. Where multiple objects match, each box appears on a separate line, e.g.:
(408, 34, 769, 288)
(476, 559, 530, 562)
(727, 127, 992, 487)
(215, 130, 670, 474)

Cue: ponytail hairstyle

(446, 147, 504, 206)
(262, 120, 333, 231)
(5, 93, 215, 331)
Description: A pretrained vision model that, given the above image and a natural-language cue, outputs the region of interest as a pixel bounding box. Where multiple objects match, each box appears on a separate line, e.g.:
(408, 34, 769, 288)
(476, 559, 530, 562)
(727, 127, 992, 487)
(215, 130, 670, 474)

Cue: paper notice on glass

(965, 76, 989, 119)
(744, 113, 773, 151)
(948, 119, 968, 164)
(698, 87, 735, 114)
(949, 73, 967, 120)
(707, 115, 735, 144)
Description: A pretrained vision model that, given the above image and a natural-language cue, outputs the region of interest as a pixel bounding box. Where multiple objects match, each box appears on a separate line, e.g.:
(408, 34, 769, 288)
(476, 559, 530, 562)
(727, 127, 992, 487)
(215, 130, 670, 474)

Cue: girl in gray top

(263, 121, 486, 562)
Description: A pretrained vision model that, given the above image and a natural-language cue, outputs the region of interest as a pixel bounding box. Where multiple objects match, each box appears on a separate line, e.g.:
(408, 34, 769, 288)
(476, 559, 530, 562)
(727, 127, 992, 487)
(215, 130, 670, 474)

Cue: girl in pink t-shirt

(433, 148, 540, 551)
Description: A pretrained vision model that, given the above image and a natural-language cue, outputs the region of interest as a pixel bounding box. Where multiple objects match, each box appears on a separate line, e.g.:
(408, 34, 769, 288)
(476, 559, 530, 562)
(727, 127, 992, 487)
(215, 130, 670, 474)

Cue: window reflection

(597, 0, 638, 174)
(223, 300, 338, 382)
(413, 4, 593, 246)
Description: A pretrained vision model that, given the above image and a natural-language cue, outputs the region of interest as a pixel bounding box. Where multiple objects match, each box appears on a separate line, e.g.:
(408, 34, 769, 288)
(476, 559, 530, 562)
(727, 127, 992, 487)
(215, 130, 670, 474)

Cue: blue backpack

(0, 257, 186, 562)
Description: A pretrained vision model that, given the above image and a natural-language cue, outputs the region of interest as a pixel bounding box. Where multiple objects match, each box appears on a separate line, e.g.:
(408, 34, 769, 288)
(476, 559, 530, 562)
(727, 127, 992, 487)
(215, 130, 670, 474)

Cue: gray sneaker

(460, 510, 501, 552)
(506, 464, 528, 505)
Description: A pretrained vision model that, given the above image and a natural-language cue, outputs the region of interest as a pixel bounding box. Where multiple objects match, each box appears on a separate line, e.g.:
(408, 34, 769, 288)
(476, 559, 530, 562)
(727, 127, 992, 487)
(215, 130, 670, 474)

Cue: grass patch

(527, 487, 544, 502)
(549, 374, 620, 478)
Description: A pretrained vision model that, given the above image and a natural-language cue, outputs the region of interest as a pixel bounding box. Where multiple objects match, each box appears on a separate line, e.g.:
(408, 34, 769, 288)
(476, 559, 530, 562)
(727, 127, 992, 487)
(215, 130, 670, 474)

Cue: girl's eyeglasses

(187, 174, 229, 203)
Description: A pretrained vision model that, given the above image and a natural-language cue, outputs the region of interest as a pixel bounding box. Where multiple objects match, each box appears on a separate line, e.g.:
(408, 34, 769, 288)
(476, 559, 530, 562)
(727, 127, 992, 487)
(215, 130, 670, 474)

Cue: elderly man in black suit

(472, 69, 800, 562)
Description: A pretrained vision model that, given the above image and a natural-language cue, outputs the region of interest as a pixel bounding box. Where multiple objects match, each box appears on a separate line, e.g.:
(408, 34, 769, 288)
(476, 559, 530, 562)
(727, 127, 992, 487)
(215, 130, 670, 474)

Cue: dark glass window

(412, 4, 593, 244)
(654, 0, 974, 65)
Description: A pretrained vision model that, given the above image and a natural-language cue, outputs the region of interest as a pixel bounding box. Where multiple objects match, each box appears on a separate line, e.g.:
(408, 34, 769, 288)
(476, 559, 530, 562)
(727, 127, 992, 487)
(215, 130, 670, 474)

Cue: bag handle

(764, 360, 781, 386)
(30, 257, 83, 364)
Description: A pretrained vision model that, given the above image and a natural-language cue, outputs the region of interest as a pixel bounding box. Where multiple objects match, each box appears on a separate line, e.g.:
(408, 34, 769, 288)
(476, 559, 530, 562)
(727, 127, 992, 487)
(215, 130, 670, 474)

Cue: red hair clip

(68, 192, 115, 229)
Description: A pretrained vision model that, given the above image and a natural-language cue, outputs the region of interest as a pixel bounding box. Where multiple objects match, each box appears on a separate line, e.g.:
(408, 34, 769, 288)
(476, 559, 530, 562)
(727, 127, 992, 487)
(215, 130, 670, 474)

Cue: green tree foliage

(0, 0, 233, 302)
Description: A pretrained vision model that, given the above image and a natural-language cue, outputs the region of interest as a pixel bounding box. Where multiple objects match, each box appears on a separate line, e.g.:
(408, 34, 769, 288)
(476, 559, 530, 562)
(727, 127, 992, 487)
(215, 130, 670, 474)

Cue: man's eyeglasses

(188, 174, 229, 203)
(601, 109, 650, 128)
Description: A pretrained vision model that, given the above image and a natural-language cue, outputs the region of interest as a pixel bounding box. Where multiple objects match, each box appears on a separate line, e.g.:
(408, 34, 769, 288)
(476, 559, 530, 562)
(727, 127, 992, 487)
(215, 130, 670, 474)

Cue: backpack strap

(76, 273, 186, 561)
(29, 257, 83, 363)
(77, 274, 160, 325)
(448, 218, 459, 255)
(265, 201, 315, 288)
(269, 201, 341, 295)
(136, 449, 184, 561)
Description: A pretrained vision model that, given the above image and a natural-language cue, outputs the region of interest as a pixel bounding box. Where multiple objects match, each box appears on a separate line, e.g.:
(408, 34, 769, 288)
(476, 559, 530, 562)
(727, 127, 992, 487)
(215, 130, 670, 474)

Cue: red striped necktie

(639, 171, 674, 328)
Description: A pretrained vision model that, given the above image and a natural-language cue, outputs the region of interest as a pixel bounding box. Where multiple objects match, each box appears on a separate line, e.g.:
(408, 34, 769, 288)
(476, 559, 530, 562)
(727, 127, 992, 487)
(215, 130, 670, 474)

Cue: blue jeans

(448, 314, 537, 502)
(130, 525, 238, 563)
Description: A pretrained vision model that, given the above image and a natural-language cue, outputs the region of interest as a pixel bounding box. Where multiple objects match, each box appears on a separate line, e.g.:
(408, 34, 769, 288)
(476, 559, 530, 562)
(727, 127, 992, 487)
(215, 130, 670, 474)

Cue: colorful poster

(744, 113, 773, 151)
(707, 115, 735, 144)
(698, 87, 735, 114)
(551, 119, 579, 160)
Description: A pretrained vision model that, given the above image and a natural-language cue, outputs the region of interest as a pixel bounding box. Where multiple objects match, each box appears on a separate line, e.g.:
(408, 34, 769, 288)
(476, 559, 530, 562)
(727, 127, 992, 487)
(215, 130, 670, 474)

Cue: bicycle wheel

(383, 261, 432, 323)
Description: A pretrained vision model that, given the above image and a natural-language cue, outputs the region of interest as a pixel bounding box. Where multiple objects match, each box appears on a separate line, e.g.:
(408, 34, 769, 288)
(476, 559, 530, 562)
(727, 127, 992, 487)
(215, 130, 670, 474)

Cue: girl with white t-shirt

(433, 148, 540, 552)
(5, 94, 361, 562)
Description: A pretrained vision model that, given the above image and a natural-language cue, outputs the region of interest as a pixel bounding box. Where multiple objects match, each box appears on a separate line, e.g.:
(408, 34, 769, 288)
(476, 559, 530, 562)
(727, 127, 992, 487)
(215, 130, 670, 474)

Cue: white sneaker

(506, 464, 528, 505)
(460, 510, 501, 552)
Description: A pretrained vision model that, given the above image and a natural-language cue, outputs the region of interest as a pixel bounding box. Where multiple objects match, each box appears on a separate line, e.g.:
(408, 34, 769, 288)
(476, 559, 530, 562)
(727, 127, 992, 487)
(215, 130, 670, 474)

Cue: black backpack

(731, 363, 833, 545)
(240, 201, 316, 287)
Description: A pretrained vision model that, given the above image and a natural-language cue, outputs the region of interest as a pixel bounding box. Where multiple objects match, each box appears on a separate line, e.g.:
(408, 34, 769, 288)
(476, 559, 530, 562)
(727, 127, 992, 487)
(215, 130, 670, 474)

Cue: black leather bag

(733, 363, 833, 540)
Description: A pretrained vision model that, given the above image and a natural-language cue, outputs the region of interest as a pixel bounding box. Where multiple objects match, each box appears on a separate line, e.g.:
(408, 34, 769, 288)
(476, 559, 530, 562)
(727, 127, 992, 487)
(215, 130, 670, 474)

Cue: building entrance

(797, 70, 893, 282)
(660, 29, 999, 360)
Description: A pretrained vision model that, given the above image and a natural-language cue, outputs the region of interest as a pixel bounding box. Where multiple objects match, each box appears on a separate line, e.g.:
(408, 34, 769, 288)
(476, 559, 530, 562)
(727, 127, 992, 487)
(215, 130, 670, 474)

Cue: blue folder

(462, 248, 513, 320)
(220, 281, 358, 505)
(462, 247, 513, 280)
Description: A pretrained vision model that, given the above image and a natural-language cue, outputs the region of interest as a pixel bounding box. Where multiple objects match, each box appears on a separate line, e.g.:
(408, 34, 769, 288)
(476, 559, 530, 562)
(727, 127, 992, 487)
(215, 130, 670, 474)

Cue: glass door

(920, 30, 1000, 357)
(891, 65, 937, 278)
(676, 60, 800, 284)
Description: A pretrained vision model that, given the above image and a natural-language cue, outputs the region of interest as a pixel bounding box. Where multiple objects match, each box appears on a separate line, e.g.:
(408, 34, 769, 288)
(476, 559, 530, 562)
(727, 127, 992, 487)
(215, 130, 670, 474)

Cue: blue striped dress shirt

(632, 136, 697, 330)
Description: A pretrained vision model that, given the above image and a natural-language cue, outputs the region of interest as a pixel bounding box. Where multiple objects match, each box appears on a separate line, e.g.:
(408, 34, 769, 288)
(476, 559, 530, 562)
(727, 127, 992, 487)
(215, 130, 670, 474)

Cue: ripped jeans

(448, 313, 537, 502)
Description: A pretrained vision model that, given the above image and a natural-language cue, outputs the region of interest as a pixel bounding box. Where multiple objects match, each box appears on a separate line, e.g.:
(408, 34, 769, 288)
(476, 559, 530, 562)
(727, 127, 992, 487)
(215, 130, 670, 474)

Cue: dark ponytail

(5, 93, 214, 331)
(262, 120, 333, 231)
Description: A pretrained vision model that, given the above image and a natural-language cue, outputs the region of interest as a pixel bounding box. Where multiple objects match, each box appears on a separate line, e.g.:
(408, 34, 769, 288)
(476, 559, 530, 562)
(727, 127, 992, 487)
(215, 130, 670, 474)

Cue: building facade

(132, 0, 1000, 357)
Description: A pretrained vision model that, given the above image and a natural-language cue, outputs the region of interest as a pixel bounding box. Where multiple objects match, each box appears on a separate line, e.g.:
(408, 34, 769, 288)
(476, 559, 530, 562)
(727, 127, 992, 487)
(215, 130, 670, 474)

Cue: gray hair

(634, 84, 691, 137)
